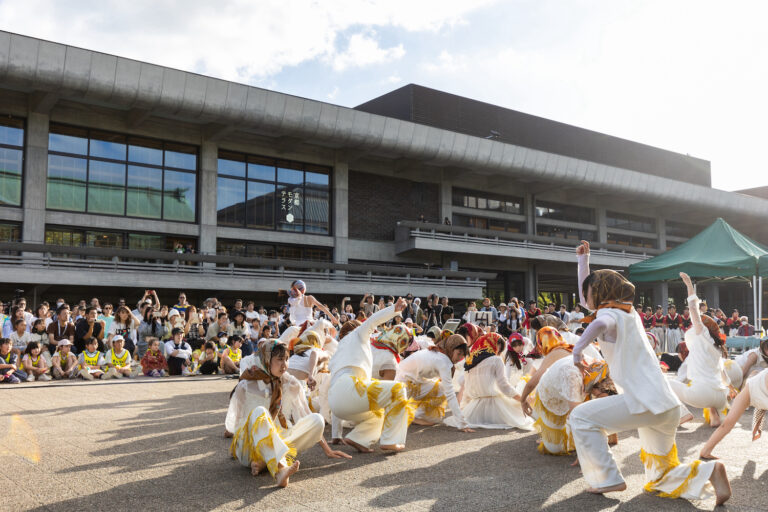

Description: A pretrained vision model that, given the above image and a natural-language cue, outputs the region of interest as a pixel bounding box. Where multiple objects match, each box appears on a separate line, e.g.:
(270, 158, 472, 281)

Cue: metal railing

(0, 253, 485, 289)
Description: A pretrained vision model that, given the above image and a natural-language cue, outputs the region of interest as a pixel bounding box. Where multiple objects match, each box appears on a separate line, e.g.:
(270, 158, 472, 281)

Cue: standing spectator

(165, 327, 192, 376)
(51, 339, 78, 379)
(402, 294, 417, 323)
(74, 307, 106, 353)
(507, 306, 522, 333)
(463, 301, 478, 322)
(172, 293, 190, 315)
(47, 304, 75, 355)
(413, 297, 424, 327)
(184, 306, 206, 351)
(15, 297, 35, 329)
(497, 304, 510, 337)
(359, 293, 379, 317)
(440, 297, 454, 325)
(725, 310, 741, 337)
(423, 294, 443, 330)
(737, 316, 755, 336)
(244, 301, 259, 321)
(567, 304, 585, 332)
(478, 297, 498, 324)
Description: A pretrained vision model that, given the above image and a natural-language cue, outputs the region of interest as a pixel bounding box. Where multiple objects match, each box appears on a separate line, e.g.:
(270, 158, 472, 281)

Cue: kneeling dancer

(328, 298, 415, 453)
(225, 340, 349, 487)
(567, 241, 730, 505)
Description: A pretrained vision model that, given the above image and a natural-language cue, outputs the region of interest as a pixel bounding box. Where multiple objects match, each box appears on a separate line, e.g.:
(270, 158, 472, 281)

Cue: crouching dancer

(225, 340, 350, 487)
(567, 241, 730, 505)
(328, 298, 415, 453)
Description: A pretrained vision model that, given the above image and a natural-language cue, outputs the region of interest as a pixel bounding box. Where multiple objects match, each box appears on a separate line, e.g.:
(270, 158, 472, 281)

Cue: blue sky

(2, 0, 767, 191)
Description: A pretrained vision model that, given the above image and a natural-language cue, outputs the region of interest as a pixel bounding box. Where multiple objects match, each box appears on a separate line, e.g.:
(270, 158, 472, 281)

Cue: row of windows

(665, 220, 700, 239)
(217, 152, 330, 234)
(47, 124, 197, 222)
(606, 211, 656, 233)
(452, 188, 522, 215)
(535, 200, 595, 225)
(44, 226, 197, 253)
(0, 117, 24, 207)
(607, 232, 657, 249)
(536, 225, 596, 242)
(452, 214, 525, 233)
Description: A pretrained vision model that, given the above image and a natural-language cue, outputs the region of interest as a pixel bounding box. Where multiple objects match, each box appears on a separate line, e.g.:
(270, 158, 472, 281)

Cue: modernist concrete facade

(0, 30, 767, 308)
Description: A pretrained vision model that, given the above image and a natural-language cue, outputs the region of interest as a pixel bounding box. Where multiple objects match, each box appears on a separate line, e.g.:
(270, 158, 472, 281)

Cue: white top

(245, 310, 259, 320)
(164, 340, 192, 360)
(329, 306, 400, 386)
(371, 347, 398, 377)
(288, 347, 322, 375)
(735, 347, 768, 371)
(396, 349, 467, 428)
(288, 296, 314, 326)
(463, 356, 519, 400)
(278, 325, 301, 343)
(224, 371, 309, 433)
(747, 369, 768, 410)
(683, 324, 728, 390)
(537, 357, 585, 416)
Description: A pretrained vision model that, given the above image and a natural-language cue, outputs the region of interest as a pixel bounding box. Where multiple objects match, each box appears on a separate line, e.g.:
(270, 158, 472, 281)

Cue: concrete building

(0, 30, 767, 309)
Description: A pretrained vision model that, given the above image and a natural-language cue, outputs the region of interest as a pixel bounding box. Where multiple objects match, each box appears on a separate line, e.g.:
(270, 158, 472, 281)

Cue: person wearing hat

(165, 327, 193, 376)
(403, 318, 423, 335)
(50, 339, 78, 379)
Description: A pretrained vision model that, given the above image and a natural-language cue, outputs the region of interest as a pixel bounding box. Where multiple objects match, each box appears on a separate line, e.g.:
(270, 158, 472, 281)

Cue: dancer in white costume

(457, 332, 533, 431)
(567, 241, 730, 505)
(735, 340, 768, 382)
(286, 280, 339, 328)
(328, 299, 415, 453)
(700, 368, 768, 459)
(225, 340, 350, 487)
(396, 334, 474, 431)
(668, 273, 731, 427)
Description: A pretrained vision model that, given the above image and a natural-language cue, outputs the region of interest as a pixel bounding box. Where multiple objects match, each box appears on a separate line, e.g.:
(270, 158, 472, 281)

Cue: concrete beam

(203, 122, 237, 142)
(126, 107, 151, 128)
(28, 90, 59, 114)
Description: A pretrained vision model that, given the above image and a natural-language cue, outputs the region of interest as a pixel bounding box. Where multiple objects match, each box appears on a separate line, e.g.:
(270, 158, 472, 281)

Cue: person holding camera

(359, 292, 379, 318)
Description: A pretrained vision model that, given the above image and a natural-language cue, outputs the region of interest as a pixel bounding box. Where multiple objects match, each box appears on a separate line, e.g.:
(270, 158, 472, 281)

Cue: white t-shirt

(245, 310, 259, 321)
(10, 331, 33, 350)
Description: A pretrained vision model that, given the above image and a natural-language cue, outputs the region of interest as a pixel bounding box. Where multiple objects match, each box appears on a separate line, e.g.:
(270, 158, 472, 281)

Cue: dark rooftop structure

(356, 84, 712, 187)
(737, 186, 768, 200)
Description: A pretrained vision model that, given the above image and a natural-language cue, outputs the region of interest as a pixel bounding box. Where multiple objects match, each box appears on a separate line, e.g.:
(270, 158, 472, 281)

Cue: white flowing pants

(569, 394, 715, 499)
(724, 359, 743, 390)
(668, 380, 728, 423)
(329, 374, 411, 447)
(231, 406, 324, 477)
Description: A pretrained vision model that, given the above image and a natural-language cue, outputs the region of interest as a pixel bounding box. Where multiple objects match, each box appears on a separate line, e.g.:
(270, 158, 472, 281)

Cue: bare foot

(708, 409, 721, 428)
(224, 430, 233, 438)
(331, 438, 343, 445)
(380, 444, 405, 452)
(412, 418, 438, 426)
(586, 482, 627, 494)
(342, 438, 374, 453)
(679, 413, 694, 426)
(250, 460, 266, 476)
(275, 460, 300, 488)
(607, 433, 618, 446)
(571, 458, 580, 467)
(709, 461, 731, 506)
(700, 452, 719, 460)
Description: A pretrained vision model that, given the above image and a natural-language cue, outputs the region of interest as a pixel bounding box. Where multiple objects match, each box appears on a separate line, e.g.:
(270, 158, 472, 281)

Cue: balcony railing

(397, 221, 659, 262)
(0, 242, 494, 289)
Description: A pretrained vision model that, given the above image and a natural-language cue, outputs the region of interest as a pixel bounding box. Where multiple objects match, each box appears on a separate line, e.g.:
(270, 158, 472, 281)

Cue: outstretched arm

(357, 299, 407, 345)
(307, 295, 338, 326)
(680, 272, 704, 335)
(577, 240, 590, 308)
(700, 385, 751, 458)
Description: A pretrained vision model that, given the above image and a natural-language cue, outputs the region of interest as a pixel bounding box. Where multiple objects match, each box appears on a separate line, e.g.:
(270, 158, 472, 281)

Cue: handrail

(0, 254, 484, 288)
(397, 220, 661, 257)
(0, 241, 496, 280)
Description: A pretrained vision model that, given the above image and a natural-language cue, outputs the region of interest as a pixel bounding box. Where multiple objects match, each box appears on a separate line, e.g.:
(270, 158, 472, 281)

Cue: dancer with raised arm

(668, 273, 732, 427)
(328, 298, 415, 453)
(567, 241, 730, 505)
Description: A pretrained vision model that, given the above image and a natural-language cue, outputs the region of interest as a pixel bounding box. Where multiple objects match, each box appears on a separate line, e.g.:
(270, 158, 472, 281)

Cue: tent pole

(759, 276, 763, 336)
(753, 275, 758, 334)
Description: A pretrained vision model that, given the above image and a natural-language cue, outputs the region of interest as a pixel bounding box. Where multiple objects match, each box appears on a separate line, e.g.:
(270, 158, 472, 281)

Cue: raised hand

(394, 297, 407, 313)
(576, 240, 590, 256)
(679, 272, 695, 296)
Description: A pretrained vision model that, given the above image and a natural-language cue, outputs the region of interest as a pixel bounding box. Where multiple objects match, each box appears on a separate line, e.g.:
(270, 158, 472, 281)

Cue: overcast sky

(2, 0, 767, 191)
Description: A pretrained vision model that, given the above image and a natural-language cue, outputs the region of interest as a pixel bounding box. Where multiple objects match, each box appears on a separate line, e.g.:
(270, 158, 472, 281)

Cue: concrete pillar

(525, 262, 537, 302)
(198, 140, 218, 257)
(22, 112, 49, 244)
(596, 207, 607, 244)
(439, 174, 452, 224)
(333, 157, 349, 265)
(657, 217, 667, 251)
(710, 283, 720, 309)
(525, 192, 535, 236)
(654, 282, 670, 313)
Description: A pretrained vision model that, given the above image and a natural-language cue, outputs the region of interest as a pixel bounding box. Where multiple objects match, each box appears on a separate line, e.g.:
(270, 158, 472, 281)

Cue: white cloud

(0, 0, 494, 82)
(330, 32, 405, 71)
(326, 86, 340, 100)
(385, 74, 402, 84)
(425, 50, 468, 73)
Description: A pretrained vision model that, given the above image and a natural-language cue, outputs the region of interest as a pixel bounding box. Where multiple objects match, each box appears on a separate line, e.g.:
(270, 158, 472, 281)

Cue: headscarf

(533, 314, 568, 332)
(290, 330, 322, 356)
(582, 360, 610, 394)
(371, 324, 413, 363)
(535, 326, 573, 356)
(506, 332, 527, 369)
(439, 329, 454, 342)
(582, 269, 635, 322)
(461, 322, 482, 345)
(464, 332, 502, 371)
(646, 331, 659, 352)
(677, 341, 689, 361)
(288, 280, 306, 298)
(240, 339, 286, 424)
(427, 326, 442, 340)
(434, 334, 467, 356)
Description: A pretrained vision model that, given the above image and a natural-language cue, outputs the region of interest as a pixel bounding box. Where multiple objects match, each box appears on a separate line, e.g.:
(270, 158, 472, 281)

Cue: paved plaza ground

(2, 376, 767, 512)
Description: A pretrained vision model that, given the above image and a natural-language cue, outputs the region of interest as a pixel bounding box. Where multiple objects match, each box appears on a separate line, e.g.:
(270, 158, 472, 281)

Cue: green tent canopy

(628, 218, 768, 282)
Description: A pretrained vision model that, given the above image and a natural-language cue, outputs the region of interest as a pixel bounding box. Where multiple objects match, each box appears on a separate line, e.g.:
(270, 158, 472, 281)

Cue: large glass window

(607, 232, 657, 249)
(217, 152, 330, 234)
(537, 225, 595, 241)
(216, 239, 331, 270)
(46, 125, 197, 222)
(0, 222, 21, 255)
(535, 200, 595, 224)
(665, 220, 700, 239)
(0, 117, 24, 206)
(606, 211, 656, 233)
(45, 226, 197, 254)
(452, 214, 525, 233)
(452, 188, 522, 214)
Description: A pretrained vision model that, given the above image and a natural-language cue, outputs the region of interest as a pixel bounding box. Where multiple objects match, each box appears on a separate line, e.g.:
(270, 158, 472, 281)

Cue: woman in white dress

(225, 340, 349, 487)
(700, 368, 768, 459)
(667, 273, 731, 427)
(568, 304, 586, 332)
(397, 334, 474, 431)
(458, 332, 533, 430)
(287, 280, 339, 328)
